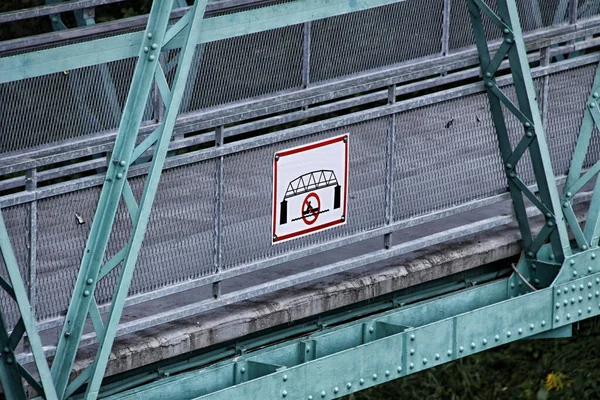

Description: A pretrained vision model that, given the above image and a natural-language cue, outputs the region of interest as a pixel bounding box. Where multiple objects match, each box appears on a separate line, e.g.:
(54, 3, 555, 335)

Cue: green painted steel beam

(0, 211, 58, 400)
(103, 263, 600, 400)
(0, 0, 406, 84)
(49, 1, 178, 397)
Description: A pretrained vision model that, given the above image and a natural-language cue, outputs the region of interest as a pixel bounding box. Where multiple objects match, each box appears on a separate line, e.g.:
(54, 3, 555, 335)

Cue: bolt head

(6, 357, 13, 364)
(507, 331, 512, 337)
(368, 326, 374, 333)
(524, 122, 531, 128)
(360, 378, 365, 385)
(373, 373, 378, 379)
(149, 55, 156, 61)
(119, 160, 126, 167)
(116, 173, 123, 180)
(483, 339, 488, 345)
(485, 72, 492, 78)
(447, 350, 452, 356)
(526, 131, 534, 138)
(594, 92, 600, 99)
(506, 163, 513, 169)
(334, 387, 339, 393)
(397, 366, 402, 373)
(385, 370, 390, 376)
(567, 192, 573, 198)
(83, 290, 90, 297)
(147, 33, 153, 39)
(567, 313, 571, 320)
(503, 28, 510, 34)
(151, 43, 158, 50)
(486, 81, 494, 88)
(283, 375, 288, 382)
(2, 347, 9, 353)
(64, 331, 71, 338)
(574, 271, 578, 277)
(589, 267, 593, 273)
(518, 328, 523, 334)
(422, 358, 427, 365)
(459, 346, 464, 352)
(578, 309, 583, 315)
(435, 353, 440, 360)
(347, 382, 352, 388)
(588, 307, 592, 313)
(494, 335, 500, 341)
(321, 391, 326, 398)
(583, 245, 588, 250)
(409, 363, 414, 369)
(591, 102, 597, 108)
(592, 253, 597, 260)
(143, 46, 149, 53)
(282, 390, 287, 397)
(471, 342, 476, 349)
(555, 316, 560, 322)
(410, 334, 415, 341)
(541, 320, 546, 327)
(308, 396, 313, 400)
(240, 367, 246, 374)
(410, 348, 415, 355)
(530, 324, 535, 330)
(86, 278, 94, 285)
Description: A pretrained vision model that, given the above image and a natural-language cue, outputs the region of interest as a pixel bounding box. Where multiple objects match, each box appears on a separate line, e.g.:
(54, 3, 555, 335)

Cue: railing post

(302, 21, 312, 89)
(25, 168, 38, 352)
(213, 126, 224, 299)
(384, 85, 396, 250)
(569, 0, 578, 24)
(441, 0, 452, 56)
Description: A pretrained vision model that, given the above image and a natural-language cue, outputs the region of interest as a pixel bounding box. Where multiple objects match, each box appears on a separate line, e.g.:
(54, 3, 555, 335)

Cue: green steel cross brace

(45, 0, 211, 398)
(468, 0, 573, 285)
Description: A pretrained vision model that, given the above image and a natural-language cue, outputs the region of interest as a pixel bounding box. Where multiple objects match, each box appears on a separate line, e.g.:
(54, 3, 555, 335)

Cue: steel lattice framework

(1, 0, 600, 399)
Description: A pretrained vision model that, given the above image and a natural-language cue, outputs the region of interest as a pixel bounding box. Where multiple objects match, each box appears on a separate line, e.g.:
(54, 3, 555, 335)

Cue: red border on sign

(273, 135, 349, 242)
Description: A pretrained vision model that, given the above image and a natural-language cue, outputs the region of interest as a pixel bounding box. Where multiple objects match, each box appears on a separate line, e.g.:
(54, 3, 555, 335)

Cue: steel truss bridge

(1, 0, 600, 398)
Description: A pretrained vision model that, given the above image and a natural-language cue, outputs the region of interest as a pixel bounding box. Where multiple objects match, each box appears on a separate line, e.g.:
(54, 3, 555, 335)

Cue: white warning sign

(272, 134, 349, 244)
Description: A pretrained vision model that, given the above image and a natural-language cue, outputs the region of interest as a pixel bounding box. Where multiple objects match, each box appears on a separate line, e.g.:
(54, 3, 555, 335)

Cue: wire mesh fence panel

(177, 24, 303, 113)
(34, 160, 216, 322)
(578, 0, 600, 21)
(392, 93, 506, 222)
(0, 204, 29, 327)
(220, 117, 389, 270)
(546, 65, 597, 175)
(448, 0, 566, 52)
(310, 0, 444, 83)
(0, 56, 154, 154)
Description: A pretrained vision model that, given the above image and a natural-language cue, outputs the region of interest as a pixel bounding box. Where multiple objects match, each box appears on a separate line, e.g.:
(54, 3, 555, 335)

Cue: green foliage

(345, 318, 600, 400)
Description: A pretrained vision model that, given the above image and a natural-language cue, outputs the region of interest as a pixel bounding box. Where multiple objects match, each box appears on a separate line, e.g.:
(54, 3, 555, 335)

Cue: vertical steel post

(213, 126, 224, 299)
(25, 169, 38, 352)
(302, 21, 312, 89)
(384, 85, 396, 250)
(441, 0, 452, 56)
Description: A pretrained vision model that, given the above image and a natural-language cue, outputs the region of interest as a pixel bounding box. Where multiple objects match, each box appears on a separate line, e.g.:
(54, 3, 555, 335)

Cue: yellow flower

(545, 372, 569, 392)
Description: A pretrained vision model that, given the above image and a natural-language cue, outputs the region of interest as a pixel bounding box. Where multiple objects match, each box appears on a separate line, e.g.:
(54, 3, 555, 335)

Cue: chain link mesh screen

(34, 161, 215, 322)
(449, 0, 567, 52)
(177, 24, 303, 113)
(0, 57, 154, 154)
(221, 118, 389, 269)
(392, 93, 506, 221)
(310, 0, 444, 83)
(0, 205, 29, 327)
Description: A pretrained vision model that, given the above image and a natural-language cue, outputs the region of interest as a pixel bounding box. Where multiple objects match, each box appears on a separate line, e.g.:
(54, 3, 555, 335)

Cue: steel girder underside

(2, 0, 600, 398)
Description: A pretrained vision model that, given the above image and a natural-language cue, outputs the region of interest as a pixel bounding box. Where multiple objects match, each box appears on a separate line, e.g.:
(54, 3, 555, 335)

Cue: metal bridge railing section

(0, 0, 600, 361)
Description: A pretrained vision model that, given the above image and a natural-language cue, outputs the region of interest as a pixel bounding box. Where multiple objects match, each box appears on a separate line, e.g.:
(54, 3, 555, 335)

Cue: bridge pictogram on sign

(273, 135, 349, 243)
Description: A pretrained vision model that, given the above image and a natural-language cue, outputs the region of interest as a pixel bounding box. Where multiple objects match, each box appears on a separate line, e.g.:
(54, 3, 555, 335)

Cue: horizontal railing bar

(0, 0, 282, 53)
(0, 0, 125, 24)
(2, 51, 598, 209)
(3, 0, 600, 85)
(22, 172, 571, 335)
(2, 19, 599, 174)
(0, 0, 418, 83)
(18, 188, 588, 364)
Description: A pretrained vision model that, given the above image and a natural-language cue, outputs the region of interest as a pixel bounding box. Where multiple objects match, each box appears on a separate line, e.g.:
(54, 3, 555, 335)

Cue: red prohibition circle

(301, 193, 321, 225)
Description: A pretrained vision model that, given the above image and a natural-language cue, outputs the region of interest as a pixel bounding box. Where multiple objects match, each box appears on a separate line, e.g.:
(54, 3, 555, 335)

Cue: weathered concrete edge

(73, 220, 527, 379)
